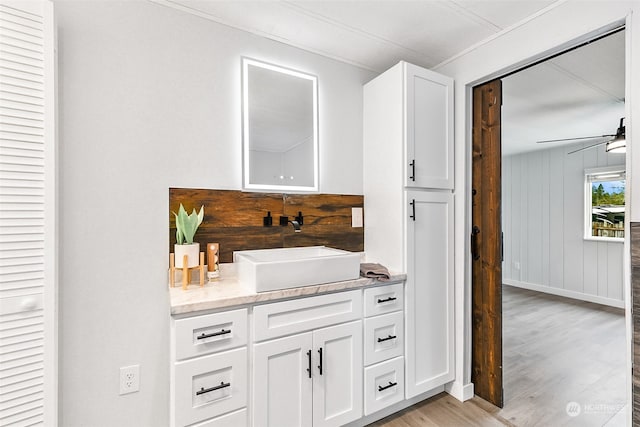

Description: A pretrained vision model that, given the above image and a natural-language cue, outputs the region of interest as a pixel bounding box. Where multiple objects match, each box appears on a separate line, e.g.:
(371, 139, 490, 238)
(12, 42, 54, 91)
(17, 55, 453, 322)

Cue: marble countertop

(169, 263, 406, 315)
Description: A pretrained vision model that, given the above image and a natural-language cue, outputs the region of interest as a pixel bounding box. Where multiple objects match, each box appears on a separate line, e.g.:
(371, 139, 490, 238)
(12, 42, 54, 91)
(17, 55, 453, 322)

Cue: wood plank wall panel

(631, 222, 640, 425)
(169, 189, 364, 263)
(502, 144, 625, 304)
(563, 145, 585, 293)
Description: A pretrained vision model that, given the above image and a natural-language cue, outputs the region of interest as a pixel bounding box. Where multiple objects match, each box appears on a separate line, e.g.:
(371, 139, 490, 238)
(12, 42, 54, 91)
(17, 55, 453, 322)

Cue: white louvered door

(0, 1, 56, 426)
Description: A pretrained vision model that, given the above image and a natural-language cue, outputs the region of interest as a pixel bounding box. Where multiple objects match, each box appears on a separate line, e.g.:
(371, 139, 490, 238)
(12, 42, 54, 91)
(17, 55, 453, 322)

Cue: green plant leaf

(173, 204, 205, 245)
(197, 205, 204, 227)
(173, 208, 184, 245)
(175, 225, 184, 245)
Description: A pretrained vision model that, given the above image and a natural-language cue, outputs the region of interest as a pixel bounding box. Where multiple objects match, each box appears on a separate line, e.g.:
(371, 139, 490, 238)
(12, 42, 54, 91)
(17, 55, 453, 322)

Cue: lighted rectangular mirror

(242, 58, 319, 192)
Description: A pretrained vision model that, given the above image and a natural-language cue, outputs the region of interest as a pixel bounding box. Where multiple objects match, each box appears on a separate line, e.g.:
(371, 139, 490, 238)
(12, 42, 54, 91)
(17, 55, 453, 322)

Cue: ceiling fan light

(606, 137, 626, 154)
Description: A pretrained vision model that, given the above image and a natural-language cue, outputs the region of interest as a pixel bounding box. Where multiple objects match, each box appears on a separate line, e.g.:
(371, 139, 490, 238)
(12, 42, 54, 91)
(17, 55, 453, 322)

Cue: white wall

(54, 1, 374, 425)
(434, 0, 639, 403)
(502, 145, 624, 307)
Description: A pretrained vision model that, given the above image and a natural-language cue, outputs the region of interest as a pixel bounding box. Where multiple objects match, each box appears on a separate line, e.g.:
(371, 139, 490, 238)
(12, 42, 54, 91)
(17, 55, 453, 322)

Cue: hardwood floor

(368, 393, 513, 426)
(371, 285, 626, 426)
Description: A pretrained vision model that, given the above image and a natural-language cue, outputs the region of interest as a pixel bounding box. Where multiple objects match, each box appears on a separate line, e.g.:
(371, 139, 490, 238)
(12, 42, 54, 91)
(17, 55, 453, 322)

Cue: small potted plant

(173, 203, 204, 268)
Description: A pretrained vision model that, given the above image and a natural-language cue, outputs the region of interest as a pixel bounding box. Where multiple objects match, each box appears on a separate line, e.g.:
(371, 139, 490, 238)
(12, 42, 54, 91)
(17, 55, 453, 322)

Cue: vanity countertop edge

(169, 263, 406, 315)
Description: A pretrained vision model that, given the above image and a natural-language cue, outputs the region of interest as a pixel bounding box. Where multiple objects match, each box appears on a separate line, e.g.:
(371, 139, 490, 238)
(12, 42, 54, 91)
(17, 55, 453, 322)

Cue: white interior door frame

(458, 13, 632, 422)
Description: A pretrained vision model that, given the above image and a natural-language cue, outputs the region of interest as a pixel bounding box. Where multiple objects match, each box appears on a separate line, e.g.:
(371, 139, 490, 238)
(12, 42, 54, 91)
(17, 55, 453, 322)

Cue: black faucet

(279, 215, 302, 232)
(289, 220, 301, 232)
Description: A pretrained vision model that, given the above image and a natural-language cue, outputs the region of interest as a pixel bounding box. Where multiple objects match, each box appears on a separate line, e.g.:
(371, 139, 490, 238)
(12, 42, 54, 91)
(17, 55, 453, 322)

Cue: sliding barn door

(0, 1, 57, 425)
(471, 79, 503, 407)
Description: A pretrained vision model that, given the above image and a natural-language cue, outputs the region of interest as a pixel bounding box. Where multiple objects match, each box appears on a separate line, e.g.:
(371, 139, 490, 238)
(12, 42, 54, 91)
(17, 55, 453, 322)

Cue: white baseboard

(445, 380, 474, 401)
(503, 279, 624, 309)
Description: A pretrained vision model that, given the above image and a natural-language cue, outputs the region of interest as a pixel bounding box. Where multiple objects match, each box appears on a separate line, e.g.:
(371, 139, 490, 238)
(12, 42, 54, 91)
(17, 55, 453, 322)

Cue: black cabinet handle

(378, 381, 398, 392)
(377, 334, 397, 343)
(409, 160, 415, 181)
(377, 296, 397, 303)
(471, 226, 480, 261)
(197, 329, 231, 340)
(306, 350, 312, 379)
(318, 348, 323, 375)
(410, 199, 415, 221)
(196, 381, 230, 396)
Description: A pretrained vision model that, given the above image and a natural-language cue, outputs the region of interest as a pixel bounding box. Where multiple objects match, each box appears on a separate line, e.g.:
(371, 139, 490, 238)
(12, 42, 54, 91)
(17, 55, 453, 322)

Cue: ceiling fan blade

(536, 134, 615, 144)
(567, 140, 610, 154)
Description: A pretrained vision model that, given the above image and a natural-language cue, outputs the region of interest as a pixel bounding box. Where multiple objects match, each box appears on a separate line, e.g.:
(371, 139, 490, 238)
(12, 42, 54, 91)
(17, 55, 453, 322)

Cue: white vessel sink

(233, 246, 361, 293)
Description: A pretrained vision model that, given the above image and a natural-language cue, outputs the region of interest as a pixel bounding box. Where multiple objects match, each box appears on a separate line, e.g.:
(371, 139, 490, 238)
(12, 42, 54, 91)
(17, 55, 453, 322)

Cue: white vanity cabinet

(253, 332, 313, 426)
(364, 61, 455, 400)
(170, 281, 411, 427)
(362, 283, 405, 415)
(252, 291, 363, 427)
(170, 309, 249, 427)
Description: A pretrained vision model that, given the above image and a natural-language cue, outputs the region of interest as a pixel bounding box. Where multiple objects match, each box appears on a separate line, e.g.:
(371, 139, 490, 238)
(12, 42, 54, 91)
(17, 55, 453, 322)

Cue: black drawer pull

(197, 329, 231, 340)
(318, 347, 323, 375)
(409, 160, 415, 181)
(306, 350, 312, 379)
(377, 296, 397, 303)
(377, 334, 397, 343)
(196, 381, 230, 396)
(378, 381, 398, 392)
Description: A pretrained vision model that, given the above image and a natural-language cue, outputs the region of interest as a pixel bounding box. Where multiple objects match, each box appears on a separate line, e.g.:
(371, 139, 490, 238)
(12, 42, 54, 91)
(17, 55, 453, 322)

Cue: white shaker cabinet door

(312, 321, 363, 427)
(405, 62, 454, 190)
(405, 191, 455, 398)
(253, 333, 313, 427)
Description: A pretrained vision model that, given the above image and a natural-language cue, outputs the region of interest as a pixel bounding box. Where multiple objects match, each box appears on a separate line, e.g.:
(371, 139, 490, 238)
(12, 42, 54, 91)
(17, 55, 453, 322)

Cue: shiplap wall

(502, 143, 625, 307)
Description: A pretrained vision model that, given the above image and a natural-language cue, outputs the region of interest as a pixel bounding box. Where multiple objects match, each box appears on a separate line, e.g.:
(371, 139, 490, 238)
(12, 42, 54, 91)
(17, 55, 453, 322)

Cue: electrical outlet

(514, 262, 520, 270)
(119, 365, 140, 395)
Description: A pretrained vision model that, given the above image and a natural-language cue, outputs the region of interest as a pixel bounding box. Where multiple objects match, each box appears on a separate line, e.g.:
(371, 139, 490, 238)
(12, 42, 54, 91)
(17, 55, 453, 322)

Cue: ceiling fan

(536, 117, 626, 154)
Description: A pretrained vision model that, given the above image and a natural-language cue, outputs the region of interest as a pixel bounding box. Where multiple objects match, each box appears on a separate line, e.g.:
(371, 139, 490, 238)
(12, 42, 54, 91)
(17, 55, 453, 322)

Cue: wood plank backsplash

(169, 188, 364, 263)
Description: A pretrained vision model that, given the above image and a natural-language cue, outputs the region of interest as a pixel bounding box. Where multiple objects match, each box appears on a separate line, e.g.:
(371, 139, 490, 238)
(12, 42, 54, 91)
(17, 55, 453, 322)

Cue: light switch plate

(352, 207, 363, 228)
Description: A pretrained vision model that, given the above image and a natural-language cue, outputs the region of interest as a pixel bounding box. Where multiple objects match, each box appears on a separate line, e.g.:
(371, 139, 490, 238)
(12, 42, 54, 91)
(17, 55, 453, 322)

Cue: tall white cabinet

(363, 61, 455, 399)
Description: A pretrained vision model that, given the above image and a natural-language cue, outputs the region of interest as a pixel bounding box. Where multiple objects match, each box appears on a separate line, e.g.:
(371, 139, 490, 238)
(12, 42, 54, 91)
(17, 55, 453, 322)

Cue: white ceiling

(159, 0, 557, 71)
(502, 29, 625, 156)
(157, 0, 625, 156)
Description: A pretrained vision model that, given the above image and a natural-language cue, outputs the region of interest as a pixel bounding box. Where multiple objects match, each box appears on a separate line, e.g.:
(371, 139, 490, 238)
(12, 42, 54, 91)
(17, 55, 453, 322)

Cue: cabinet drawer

(174, 347, 247, 427)
(364, 311, 404, 366)
(253, 290, 362, 342)
(364, 356, 405, 416)
(363, 282, 404, 317)
(191, 408, 247, 427)
(174, 309, 247, 361)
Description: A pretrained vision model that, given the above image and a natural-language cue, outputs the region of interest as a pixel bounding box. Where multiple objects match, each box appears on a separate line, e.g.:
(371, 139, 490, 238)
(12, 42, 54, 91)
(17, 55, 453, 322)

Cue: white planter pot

(174, 243, 200, 268)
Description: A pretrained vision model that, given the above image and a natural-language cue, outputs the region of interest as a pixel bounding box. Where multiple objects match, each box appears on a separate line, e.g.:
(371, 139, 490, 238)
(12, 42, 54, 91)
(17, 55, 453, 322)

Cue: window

(585, 166, 625, 241)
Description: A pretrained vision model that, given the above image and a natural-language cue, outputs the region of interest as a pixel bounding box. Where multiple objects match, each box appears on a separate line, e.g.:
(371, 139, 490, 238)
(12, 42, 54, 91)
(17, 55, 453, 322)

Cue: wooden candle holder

(169, 252, 205, 289)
